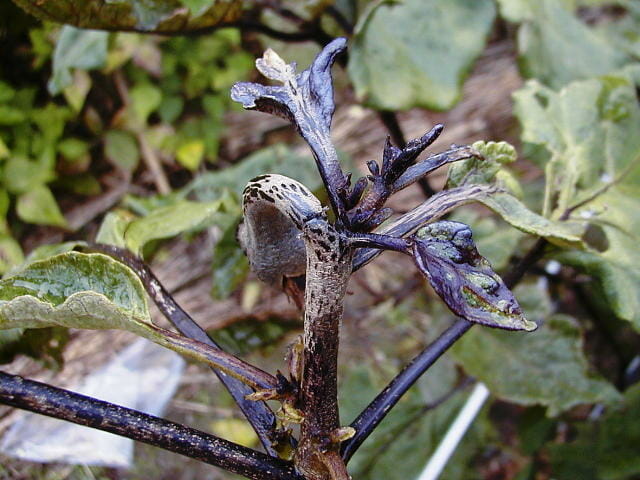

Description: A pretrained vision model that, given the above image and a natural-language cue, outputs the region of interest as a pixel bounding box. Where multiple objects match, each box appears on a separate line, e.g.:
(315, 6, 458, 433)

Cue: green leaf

(554, 186, 640, 330)
(477, 192, 587, 249)
(210, 418, 258, 448)
(11, 0, 244, 33)
(185, 143, 328, 201)
(447, 140, 519, 192)
(130, 83, 162, 125)
(597, 9, 640, 60)
(176, 140, 205, 171)
(57, 137, 90, 162)
(0, 105, 27, 125)
(0, 138, 10, 159)
(446, 141, 588, 248)
(348, 0, 496, 111)
(0, 81, 16, 103)
(515, 70, 640, 328)
(547, 384, 640, 480)
(63, 70, 92, 113)
(208, 316, 298, 355)
(0, 189, 9, 220)
(0, 252, 151, 326)
(472, 140, 517, 165)
(340, 363, 476, 480)
(496, 0, 612, 23)
(95, 210, 135, 249)
(0, 252, 276, 389)
(211, 216, 249, 299)
(16, 185, 67, 228)
(21, 241, 86, 267)
(104, 129, 140, 172)
(0, 327, 70, 369)
(451, 312, 622, 416)
(0, 235, 24, 275)
(3, 156, 55, 194)
(124, 199, 223, 254)
(158, 95, 184, 124)
(515, 0, 628, 89)
(56, 173, 102, 196)
(30, 103, 73, 142)
(48, 26, 108, 95)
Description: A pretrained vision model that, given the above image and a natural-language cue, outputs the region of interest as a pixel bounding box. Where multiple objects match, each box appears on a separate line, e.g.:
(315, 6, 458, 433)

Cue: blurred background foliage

(1, 0, 640, 479)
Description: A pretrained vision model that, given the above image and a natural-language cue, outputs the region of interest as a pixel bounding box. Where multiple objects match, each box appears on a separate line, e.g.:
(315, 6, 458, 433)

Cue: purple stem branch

(85, 243, 281, 457)
(0, 371, 301, 480)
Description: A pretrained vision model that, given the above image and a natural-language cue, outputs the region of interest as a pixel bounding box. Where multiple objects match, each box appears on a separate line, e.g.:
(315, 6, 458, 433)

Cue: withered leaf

(412, 221, 536, 331)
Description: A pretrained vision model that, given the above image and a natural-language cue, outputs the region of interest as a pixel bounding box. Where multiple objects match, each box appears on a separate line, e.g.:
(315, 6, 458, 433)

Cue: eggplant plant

(0, 39, 540, 480)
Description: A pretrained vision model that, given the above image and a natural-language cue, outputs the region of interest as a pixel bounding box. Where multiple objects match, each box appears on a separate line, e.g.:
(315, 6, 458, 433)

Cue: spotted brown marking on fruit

(239, 174, 323, 286)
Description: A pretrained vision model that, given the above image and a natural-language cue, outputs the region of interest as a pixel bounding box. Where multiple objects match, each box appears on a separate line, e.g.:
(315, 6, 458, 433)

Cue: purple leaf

(231, 39, 350, 222)
(412, 221, 536, 331)
(231, 38, 347, 135)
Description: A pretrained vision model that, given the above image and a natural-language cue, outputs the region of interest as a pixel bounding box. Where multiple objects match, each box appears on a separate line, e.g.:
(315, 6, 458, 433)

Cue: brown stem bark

(295, 219, 353, 480)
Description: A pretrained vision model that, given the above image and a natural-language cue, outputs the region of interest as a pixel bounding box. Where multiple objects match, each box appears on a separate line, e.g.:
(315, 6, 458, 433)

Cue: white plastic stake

(417, 382, 490, 480)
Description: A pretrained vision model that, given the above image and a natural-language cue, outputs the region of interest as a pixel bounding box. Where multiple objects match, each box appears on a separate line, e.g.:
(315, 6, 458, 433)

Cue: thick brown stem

(295, 219, 353, 480)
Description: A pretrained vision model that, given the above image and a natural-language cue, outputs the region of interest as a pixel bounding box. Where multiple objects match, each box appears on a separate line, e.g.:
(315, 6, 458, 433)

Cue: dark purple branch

(347, 125, 445, 230)
(391, 145, 479, 193)
(85, 243, 280, 457)
(342, 233, 545, 461)
(377, 111, 407, 149)
(375, 111, 438, 198)
(352, 184, 498, 271)
(0, 371, 301, 480)
(501, 238, 547, 288)
(348, 232, 411, 254)
(340, 319, 473, 462)
(383, 125, 444, 185)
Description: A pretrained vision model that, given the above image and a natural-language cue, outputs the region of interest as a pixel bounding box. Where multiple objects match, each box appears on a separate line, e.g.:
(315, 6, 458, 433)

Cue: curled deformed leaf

(445, 140, 588, 248)
(446, 140, 517, 189)
(0, 251, 277, 389)
(231, 37, 347, 135)
(232, 39, 350, 219)
(412, 221, 536, 331)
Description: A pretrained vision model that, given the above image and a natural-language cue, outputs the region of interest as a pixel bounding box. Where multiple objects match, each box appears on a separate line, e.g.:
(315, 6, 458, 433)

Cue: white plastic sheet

(1, 338, 185, 467)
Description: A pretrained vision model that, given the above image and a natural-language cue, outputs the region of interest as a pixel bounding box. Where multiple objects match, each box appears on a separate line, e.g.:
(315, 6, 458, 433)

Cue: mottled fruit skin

(239, 174, 322, 286)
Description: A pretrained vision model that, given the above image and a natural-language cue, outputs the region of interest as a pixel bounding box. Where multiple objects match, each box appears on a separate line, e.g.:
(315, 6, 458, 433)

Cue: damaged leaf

(412, 221, 536, 331)
(232, 38, 349, 205)
(0, 251, 277, 389)
(232, 38, 346, 135)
